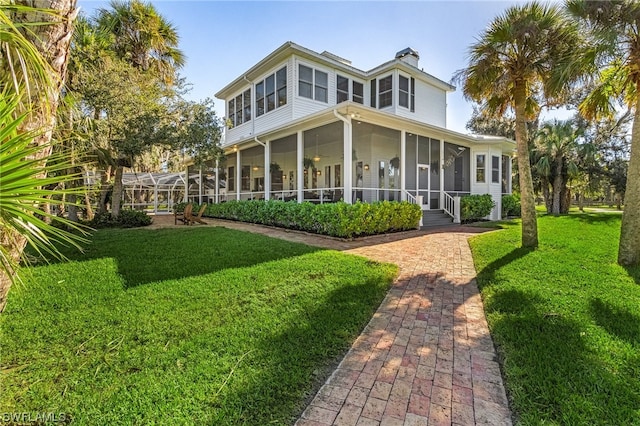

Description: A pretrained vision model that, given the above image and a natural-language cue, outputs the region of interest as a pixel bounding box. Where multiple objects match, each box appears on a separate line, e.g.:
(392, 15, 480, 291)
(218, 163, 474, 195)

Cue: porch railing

(444, 191, 461, 224)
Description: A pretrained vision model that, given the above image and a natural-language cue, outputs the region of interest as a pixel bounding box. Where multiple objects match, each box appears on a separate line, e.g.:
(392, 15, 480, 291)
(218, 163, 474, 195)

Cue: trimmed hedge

(502, 194, 521, 217)
(204, 200, 422, 238)
(87, 209, 152, 228)
(460, 194, 495, 223)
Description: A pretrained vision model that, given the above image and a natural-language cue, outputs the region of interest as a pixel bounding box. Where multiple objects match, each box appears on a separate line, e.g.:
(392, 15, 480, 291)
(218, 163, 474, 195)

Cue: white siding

(292, 56, 339, 119)
(470, 145, 504, 220)
(413, 80, 447, 127)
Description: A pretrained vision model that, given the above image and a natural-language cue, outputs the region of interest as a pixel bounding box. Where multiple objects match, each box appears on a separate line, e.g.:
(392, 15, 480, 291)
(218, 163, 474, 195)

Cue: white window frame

(378, 74, 393, 109)
(476, 154, 486, 183)
(298, 62, 329, 103)
(492, 155, 500, 184)
(255, 66, 287, 118)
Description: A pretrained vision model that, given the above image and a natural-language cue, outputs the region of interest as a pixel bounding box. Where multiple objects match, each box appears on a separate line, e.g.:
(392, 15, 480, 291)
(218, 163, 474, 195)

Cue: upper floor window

(399, 75, 416, 112)
(378, 75, 392, 108)
(352, 81, 364, 104)
(336, 75, 364, 104)
(256, 66, 287, 118)
(228, 88, 251, 128)
(337, 75, 349, 103)
(299, 64, 328, 103)
(399, 76, 409, 108)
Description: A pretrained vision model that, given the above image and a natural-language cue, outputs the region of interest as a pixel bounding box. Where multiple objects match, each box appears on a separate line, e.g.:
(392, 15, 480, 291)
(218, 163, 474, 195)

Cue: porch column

(264, 141, 271, 201)
(400, 130, 406, 201)
(297, 130, 303, 202)
(440, 139, 445, 208)
(236, 149, 241, 201)
(183, 165, 188, 202)
(342, 120, 353, 204)
(215, 157, 219, 204)
(198, 167, 203, 205)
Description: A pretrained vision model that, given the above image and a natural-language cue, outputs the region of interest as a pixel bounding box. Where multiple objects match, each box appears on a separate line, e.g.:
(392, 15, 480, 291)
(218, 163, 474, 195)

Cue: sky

(77, 0, 570, 134)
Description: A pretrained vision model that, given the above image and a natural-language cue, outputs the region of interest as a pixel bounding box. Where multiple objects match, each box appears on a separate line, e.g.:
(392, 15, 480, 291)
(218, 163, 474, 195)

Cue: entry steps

(421, 209, 454, 228)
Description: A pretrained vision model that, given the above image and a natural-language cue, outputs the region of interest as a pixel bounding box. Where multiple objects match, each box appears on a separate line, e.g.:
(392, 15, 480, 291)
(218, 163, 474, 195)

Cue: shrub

(87, 212, 119, 228)
(502, 194, 521, 217)
(205, 200, 421, 238)
(117, 209, 153, 228)
(460, 194, 495, 223)
(87, 209, 152, 228)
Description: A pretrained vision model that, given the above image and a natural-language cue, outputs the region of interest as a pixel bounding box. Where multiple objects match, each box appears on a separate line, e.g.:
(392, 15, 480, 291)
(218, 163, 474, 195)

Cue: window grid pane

(492, 156, 500, 183)
(353, 81, 364, 104)
(378, 75, 392, 108)
(256, 82, 264, 117)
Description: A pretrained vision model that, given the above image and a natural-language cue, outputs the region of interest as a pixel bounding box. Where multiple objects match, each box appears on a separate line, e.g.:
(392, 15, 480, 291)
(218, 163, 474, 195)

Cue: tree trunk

(112, 166, 124, 217)
(542, 179, 552, 213)
(98, 167, 112, 214)
(0, 0, 78, 313)
(514, 81, 539, 248)
(552, 157, 563, 215)
(618, 89, 640, 266)
(579, 192, 584, 212)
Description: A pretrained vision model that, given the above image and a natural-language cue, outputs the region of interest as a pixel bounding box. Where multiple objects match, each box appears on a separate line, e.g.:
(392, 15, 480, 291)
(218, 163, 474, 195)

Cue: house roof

(223, 101, 516, 153)
(215, 41, 455, 99)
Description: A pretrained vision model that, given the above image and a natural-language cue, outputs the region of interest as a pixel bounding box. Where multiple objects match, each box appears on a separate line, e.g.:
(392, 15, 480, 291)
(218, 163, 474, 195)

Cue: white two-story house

(211, 41, 514, 222)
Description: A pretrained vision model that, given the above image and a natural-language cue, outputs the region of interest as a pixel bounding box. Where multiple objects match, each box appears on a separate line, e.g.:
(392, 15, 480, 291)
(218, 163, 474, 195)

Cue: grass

(469, 213, 640, 425)
(0, 227, 397, 425)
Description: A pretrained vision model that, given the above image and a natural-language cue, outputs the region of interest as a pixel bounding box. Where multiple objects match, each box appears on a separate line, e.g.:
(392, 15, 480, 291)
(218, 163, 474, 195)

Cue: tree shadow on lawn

(204, 277, 388, 425)
(475, 247, 534, 289)
(590, 298, 640, 346)
(486, 289, 640, 424)
(561, 212, 623, 225)
(56, 227, 321, 288)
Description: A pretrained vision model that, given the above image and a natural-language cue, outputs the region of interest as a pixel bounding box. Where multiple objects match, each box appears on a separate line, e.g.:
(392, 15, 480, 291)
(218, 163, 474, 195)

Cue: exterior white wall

(470, 145, 504, 220)
(413, 80, 447, 127)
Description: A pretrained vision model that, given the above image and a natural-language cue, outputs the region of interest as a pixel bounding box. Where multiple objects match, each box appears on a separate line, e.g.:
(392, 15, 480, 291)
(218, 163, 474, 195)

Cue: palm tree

(454, 2, 582, 248)
(567, 0, 640, 266)
(94, 0, 185, 216)
(534, 120, 587, 215)
(96, 0, 185, 83)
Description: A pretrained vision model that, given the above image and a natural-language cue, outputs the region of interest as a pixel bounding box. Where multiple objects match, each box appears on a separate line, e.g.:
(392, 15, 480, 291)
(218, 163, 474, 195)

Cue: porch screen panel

(430, 138, 440, 208)
(405, 134, 417, 192)
(270, 135, 297, 196)
(418, 136, 430, 164)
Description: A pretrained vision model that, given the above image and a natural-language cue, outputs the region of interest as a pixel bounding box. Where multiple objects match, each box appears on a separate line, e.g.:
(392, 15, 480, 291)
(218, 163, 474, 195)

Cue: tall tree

(567, 0, 640, 266)
(0, 2, 82, 312)
(96, 0, 184, 82)
(534, 119, 591, 215)
(93, 0, 184, 215)
(455, 2, 582, 248)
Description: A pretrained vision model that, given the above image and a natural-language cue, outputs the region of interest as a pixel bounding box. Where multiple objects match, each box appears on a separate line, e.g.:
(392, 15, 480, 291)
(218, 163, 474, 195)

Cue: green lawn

(469, 214, 640, 425)
(0, 227, 397, 425)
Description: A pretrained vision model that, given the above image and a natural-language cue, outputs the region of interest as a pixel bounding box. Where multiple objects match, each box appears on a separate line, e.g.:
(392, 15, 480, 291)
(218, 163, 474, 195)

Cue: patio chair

(189, 204, 207, 225)
(175, 203, 193, 225)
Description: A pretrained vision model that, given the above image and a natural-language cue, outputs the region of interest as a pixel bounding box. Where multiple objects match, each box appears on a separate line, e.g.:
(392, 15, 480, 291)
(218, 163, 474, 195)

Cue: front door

(417, 163, 430, 211)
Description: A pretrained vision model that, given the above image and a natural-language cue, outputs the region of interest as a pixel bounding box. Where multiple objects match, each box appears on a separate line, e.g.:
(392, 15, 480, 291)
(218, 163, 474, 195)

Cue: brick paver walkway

(149, 216, 512, 425)
(296, 232, 512, 426)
